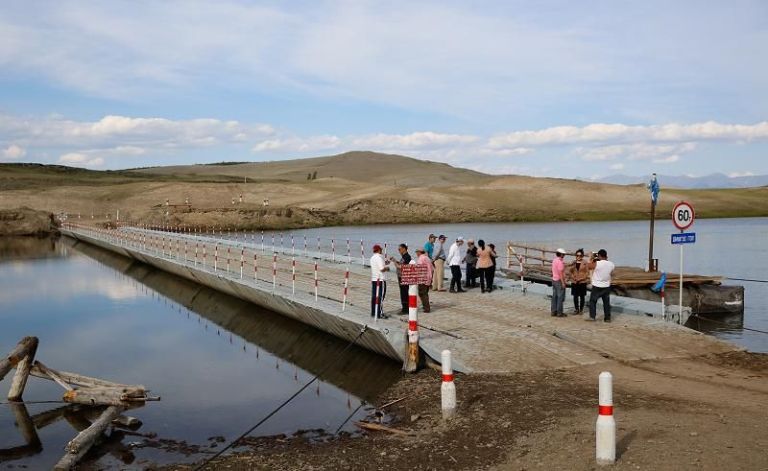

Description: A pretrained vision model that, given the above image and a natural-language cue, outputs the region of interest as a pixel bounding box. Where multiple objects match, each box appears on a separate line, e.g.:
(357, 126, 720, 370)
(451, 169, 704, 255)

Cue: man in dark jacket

(464, 239, 478, 288)
(391, 243, 412, 314)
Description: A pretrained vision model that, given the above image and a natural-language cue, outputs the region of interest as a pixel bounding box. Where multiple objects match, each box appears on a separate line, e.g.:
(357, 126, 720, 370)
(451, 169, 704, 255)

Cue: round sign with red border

(672, 201, 695, 230)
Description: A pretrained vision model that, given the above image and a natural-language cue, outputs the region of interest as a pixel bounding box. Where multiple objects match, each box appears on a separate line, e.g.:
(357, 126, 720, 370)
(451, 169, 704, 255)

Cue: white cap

(556, 248, 567, 255)
(457, 236, 464, 241)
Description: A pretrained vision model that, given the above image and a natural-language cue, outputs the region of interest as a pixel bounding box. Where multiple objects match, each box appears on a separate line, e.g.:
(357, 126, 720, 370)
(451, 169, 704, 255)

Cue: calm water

(0, 237, 401, 469)
(279, 217, 768, 353)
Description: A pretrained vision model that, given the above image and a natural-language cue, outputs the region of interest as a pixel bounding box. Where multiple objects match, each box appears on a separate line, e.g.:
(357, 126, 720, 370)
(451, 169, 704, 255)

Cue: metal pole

(648, 199, 656, 271)
(679, 241, 684, 324)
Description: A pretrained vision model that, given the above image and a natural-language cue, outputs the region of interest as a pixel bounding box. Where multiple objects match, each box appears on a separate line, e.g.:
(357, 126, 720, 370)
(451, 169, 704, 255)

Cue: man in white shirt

(447, 237, 466, 293)
(370, 244, 391, 319)
(587, 249, 615, 322)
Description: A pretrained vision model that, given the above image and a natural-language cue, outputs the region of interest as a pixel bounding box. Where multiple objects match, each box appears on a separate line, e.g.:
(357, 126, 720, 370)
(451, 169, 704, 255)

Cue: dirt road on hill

(157, 351, 767, 471)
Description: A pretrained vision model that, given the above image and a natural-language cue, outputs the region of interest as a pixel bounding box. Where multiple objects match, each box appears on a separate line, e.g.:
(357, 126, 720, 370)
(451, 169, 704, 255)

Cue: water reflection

(0, 237, 401, 469)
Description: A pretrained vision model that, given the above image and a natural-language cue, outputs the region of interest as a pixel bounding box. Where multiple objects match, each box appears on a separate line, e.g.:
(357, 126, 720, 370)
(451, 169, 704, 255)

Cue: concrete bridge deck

(61, 224, 740, 374)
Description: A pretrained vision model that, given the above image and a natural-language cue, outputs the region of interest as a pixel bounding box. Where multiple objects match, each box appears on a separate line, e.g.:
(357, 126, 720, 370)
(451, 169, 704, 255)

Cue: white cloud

(609, 163, 625, 171)
(652, 155, 680, 164)
(728, 171, 755, 178)
(489, 122, 768, 148)
(351, 132, 479, 150)
(58, 153, 104, 168)
(576, 142, 696, 161)
(252, 135, 341, 153)
(1, 144, 26, 160)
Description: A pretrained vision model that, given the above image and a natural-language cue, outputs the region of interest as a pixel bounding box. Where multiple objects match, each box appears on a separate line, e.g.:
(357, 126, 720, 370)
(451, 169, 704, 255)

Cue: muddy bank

(158, 351, 768, 471)
(0, 207, 58, 236)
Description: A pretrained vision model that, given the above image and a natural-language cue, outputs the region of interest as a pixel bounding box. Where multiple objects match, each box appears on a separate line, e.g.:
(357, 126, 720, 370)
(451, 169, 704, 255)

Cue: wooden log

(29, 363, 145, 390)
(7, 337, 38, 401)
(353, 421, 409, 435)
(33, 361, 73, 391)
(0, 336, 38, 381)
(32, 405, 79, 430)
(63, 387, 146, 407)
(54, 405, 124, 471)
(9, 402, 41, 448)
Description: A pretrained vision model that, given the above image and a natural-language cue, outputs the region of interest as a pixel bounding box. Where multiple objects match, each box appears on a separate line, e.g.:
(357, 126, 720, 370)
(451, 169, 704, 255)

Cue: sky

(0, 0, 767, 179)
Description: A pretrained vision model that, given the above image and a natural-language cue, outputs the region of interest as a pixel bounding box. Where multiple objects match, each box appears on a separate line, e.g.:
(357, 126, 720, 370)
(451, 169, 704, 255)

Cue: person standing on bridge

(587, 249, 615, 322)
(448, 237, 466, 293)
(432, 235, 447, 292)
(424, 233, 436, 259)
(415, 247, 433, 312)
(464, 239, 478, 289)
(370, 244, 391, 319)
(551, 248, 567, 317)
(476, 239, 494, 293)
(391, 243, 412, 314)
(568, 248, 589, 314)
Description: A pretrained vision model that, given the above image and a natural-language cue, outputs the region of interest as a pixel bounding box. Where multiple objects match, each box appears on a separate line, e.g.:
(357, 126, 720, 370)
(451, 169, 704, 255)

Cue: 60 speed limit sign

(672, 201, 695, 230)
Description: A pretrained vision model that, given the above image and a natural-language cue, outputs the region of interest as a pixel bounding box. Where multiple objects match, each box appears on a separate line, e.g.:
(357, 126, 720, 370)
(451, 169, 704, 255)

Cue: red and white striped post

(342, 266, 349, 311)
(660, 288, 666, 320)
(291, 256, 296, 296)
(383, 242, 388, 259)
(272, 253, 277, 293)
(291, 233, 295, 255)
(596, 371, 616, 465)
(280, 232, 284, 251)
(214, 244, 219, 272)
(195, 241, 198, 266)
(404, 273, 419, 373)
(314, 261, 318, 302)
(261, 230, 265, 254)
(374, 279, 382, 321)
(441, 350, 457, 419)
(240, 248, 244, 279)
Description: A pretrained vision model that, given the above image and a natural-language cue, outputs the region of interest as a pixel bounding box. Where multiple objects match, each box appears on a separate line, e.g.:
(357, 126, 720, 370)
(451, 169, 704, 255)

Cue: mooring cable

(194, 325, 369, 471)
(689, 315, 768, 336)
(725, 277, 768, 283)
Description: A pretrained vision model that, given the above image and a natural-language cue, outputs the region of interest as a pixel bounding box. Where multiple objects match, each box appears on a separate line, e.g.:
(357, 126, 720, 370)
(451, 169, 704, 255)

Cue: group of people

(551, 248, 615, 322)
(368, 234, 499, 319)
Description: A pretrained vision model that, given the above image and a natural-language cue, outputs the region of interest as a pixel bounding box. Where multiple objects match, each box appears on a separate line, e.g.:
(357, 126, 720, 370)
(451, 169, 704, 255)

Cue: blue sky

(1, 0, 767, 178)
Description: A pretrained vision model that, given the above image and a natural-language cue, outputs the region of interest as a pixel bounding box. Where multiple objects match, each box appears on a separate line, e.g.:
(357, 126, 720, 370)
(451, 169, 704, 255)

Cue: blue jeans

(551, 282, 565, 314)
(589, 286, 611, 320)
(371, 280, 387, 318)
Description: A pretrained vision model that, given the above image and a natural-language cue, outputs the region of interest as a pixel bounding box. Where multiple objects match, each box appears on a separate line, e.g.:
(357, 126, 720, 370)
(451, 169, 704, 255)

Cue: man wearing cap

(587, 249, 615, 323)
(370, 244, 391, 319)
(415, 247, 433, 312)
(431, 235, 447, 292)
(551, 248, 567, 317)
(448, 237, 466, 293)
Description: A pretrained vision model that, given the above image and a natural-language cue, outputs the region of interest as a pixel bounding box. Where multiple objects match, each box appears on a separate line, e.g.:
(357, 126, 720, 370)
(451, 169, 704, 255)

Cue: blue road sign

(671, 232, 696, 244)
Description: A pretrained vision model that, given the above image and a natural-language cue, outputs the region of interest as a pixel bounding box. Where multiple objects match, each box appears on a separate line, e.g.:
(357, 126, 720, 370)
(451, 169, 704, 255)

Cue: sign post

(647, 173, 660, 271)
(671, 201, 695, 323)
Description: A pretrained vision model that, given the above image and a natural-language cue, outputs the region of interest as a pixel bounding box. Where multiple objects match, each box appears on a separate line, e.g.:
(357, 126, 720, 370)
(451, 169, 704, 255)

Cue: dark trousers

(589, 286, 611, 320)
(449, 265, 462, 291)
(418, 284, 431, 312)
(478, 267, 494, 292)
(574, 294, 585, 312)
(465, 264, 477, 287)
(370, 280, 387, 318)
(399, 281, 409, 312)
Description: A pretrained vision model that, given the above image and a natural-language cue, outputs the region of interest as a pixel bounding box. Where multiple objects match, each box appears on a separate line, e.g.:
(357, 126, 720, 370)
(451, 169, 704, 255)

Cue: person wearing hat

(414, 247, 433, 312)
(447, 237, 466, 293)
(370, 244, 391, 319)
(424, 234, 436, 259)
(431, 235, 447, 292)
(390, 243, 412, 314)
(464, 239, 478, 289)
(587, 249, 615, 322)
(551, 248, 567, 317)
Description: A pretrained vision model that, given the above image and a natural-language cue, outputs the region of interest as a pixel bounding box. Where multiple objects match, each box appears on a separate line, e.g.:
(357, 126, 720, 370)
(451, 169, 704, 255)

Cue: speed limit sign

(672, 201, 695, 230)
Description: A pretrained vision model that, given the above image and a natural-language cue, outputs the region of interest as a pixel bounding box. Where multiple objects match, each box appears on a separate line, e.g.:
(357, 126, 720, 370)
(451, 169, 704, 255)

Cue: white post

(660, 288, 666, 320)
(678, 243, 684, 324)
(441, 350, 456, 419)
(596, 371, 616, 465)
(314, 261, 318, 302)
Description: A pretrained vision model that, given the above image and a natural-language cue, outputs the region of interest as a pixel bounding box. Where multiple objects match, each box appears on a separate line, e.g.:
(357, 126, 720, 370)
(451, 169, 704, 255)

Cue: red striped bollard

(342, 266, 349, 311)
(404, 278, 419, 373)
(240, 248, 244, 279)
(314, 261, 318, 302)
(596, 371, 616, 465)
(291, 256, 296, 296)
(291, 233, 295, 255)
(441, 350, 456, 419)
(374, 279, 382, 320)
(272, 253, 277, 293)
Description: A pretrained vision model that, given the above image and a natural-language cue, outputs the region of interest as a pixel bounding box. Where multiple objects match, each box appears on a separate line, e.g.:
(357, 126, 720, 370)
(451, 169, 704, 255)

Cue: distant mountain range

(592, 173, 768, 189)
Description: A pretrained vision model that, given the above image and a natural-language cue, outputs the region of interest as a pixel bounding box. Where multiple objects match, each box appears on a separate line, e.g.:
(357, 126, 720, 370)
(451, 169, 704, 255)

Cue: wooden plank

(33, 361, 74, 391)
(63, 387, 146, 407)
(55, 405, 124, 470)
(7, 337, 38, 401)
(29, 364, 145, 390)
(0, 337, 38, 381)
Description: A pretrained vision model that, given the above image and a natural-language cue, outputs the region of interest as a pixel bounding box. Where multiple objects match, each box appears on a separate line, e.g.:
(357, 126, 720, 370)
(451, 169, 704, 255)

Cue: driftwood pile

(0, 336, 159, 470)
